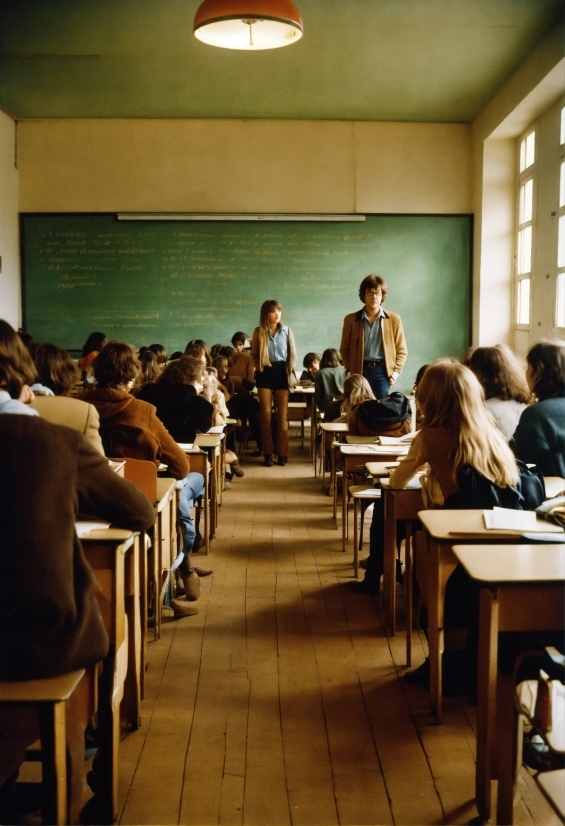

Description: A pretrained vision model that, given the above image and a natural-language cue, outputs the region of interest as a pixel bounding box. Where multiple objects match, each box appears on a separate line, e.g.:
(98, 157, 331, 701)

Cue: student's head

(525, 341, 565, 401)
(184, 340, 211, 366)
(170, 351, 183, 361)
(18, 329, 34, 351)
(358, 274, 388, 304)
(137, 350, 161, 386)
(220, 345, 235, 359)
(320, 348, 342, 369)
(212, 355, 229, 380)
(210, 343, 223, 357)
(231, 331, 249, 352)
(82, 332, 107, 358)
(417, 358, 518, 487)
(259, 300, 282, 329)
(303, 352, 321, 372)
(462, 346, 476, 366)
(0, 319, 37, 396)
(92, 341, 140, 389)
(468, 344, 530, 403)
(159, 356, 205, 392)
(413, 364, 429, 396)
(340, 373, 375, 415)
(32, 342, 80, 396)
(148, 343, 168, 366)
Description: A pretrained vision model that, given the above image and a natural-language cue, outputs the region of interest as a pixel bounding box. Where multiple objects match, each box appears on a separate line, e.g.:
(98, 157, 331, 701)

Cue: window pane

(520, 131, 535, 172)
(517, 226, 532, 274)
(561, 106, 565, 146)
(559, 215, 565, 269)
(517, 278, 530, 325)
(557, 272, 565, 328)
(560, 161, 565, 208)
(519, 179, 533, 223)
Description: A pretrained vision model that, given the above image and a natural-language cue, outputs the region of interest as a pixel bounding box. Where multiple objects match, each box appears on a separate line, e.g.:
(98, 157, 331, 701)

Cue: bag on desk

(444, 461, 545, 510)
(536, 495, 565, 529)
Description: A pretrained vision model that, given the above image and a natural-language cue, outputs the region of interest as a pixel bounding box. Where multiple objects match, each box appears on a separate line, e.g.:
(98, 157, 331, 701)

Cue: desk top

(291, 385, 315, 394)
(381, 475, 422, 491)
(156, 478, 176, 511)
(453, 544, 565, 583)
(419, 509, 564, 539)
(365, 461, 399, 477)
(81, 528, 135, 545)
(320, 422, 348, 432)
(195, 433, 223, 448)
(545, 477, 565, 499)
(340, 444, 407, 456)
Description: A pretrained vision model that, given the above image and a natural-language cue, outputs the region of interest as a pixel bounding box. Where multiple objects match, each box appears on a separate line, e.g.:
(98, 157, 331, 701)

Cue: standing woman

(251, 300, 297, 467)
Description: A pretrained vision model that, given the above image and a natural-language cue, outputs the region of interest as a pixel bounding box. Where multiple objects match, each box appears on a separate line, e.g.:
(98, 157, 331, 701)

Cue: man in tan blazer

(340, 274, 407, 399)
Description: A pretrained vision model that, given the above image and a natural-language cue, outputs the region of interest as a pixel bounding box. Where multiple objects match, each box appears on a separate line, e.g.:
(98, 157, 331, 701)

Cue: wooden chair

(287, 401, 307, 448)
(0, 668, 94, 825)
(349, 486, 381, 579)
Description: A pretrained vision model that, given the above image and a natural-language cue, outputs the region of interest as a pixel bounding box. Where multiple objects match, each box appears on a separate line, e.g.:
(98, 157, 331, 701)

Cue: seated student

(468, 344, 530, 441)
(148, 343, 168, 369)
(78, 331, 107, 383)
(212, 354, 235, 398)
(30, 341, 104, 454)
(349, 360, 532, 689)
(314, 348, 347, 412)
(83, 343, 210, 609)
(170, 350, 184, 361)
(210, 343, 224, 358)
(184, 339, 212, 366)
(139, 355, 214, 444)
(300, 352, 321, 383)
(131, 349, 161, 395)
(513, 340, 565, 476)
(0, 320, 40, 415)
(412, 363, 429, 430)
(230, 332, 255, 392)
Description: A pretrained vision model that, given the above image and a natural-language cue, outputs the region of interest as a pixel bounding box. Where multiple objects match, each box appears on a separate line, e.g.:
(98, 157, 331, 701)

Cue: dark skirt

(255, 361, 288, 390)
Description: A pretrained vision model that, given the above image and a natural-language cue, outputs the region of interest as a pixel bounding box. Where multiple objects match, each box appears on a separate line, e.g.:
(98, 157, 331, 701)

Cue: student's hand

(389, 371, 399, 386)
(18, 385, 35, 404)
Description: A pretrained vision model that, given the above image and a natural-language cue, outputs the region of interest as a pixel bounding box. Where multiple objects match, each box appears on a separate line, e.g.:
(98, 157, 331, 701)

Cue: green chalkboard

(21, 213, 471, 393)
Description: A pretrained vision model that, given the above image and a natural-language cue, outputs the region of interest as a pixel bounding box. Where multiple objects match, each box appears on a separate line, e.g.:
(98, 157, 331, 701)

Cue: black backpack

(357, 392, 411, 431)
(444, 460, 546, 511)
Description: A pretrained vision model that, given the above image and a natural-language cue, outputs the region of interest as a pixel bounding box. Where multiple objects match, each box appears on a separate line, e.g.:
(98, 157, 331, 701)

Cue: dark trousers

(227, 393, 262, 450)
(364, 497, 406, 585)
(363, 363, 390, 399)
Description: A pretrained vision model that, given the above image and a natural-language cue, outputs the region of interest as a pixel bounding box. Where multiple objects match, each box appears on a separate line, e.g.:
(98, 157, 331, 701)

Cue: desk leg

(353, 499, 359, 578)
(382, 493, 395, 634)
(332, 443, 338, 525)
(405, 522, 413, 667)
(122, 537, 141, 731)
(428, 540, 443, 723)
(139, 531, 148, 700)
(476, 586, 498, 822)
(37, 702, 67, 826)
(342, 457, 348, 551)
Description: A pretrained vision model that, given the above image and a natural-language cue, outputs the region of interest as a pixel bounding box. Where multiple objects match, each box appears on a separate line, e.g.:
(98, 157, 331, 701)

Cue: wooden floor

(115, 436, 558, 826)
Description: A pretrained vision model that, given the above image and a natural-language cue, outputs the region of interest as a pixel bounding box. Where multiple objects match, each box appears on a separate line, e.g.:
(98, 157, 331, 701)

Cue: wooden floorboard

(116, 436, 549, 825)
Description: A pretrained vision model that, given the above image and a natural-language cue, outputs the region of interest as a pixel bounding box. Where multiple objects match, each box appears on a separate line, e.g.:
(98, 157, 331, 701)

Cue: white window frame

(556, 104, 565, 330)
(514, 127, 536, 330)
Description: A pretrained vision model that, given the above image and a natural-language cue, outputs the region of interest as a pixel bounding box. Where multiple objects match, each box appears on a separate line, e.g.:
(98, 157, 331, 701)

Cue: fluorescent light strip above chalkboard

(116, 213, 366, 222)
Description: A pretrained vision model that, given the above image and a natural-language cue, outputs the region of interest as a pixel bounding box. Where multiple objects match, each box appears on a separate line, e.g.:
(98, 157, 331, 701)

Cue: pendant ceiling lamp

(193, 0, 303, 50)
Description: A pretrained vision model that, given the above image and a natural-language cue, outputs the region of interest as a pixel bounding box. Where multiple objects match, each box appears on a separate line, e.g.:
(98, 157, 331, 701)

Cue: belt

(363, 360, 384, 368)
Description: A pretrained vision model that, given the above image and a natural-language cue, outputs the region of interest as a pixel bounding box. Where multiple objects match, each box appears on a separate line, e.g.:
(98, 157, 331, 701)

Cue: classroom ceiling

(0, 0, 562, 122)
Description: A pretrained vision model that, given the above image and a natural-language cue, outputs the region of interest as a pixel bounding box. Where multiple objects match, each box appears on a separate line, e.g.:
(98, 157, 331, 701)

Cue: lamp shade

(194, 0, 303, 50)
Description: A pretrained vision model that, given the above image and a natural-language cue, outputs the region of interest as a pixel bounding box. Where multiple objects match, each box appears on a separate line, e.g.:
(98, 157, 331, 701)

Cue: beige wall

(18, 119, 471, 215)
(0, 109, 20, 327)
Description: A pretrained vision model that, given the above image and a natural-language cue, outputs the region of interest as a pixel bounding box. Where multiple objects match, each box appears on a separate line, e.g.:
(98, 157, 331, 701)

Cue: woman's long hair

(468, 344, 530, 403)
(257, 300, 283, 361)
(81, 332, 107, 358)
(0, 319, 37, 396)
(340, 374, 375, 415)
(417, 359, 518, 487)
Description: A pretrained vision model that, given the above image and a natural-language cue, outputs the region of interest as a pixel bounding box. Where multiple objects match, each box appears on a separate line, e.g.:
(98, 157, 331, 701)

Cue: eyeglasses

(366, 290, 383, 298)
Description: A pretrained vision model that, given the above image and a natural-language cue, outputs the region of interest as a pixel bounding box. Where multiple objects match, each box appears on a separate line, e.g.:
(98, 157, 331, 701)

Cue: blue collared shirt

(362, 308, 385, 360)
(268, 325, 289, 362)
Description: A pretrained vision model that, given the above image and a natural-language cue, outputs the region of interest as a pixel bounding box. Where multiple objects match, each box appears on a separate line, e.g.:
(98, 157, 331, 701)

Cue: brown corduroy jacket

(0, 415, 155, 680)
(340, 308, 407, 378)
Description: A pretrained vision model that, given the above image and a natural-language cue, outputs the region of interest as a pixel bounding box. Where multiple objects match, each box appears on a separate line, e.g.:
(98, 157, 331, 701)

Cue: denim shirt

(268, 325, 290, 363)
(362, 308, 385, 360)
(0, 390, 39, 416)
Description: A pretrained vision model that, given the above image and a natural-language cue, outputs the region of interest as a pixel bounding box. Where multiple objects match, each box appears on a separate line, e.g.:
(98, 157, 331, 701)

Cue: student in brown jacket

(340, 274, 407, 399)
(82, 342, 210, 599)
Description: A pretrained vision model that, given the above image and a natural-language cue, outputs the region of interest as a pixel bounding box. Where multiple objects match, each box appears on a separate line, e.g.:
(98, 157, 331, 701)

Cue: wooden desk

(319, 422, 348, 515)
(418, 510, 564, 723)
(291, 385, 316, 464)
(81, 529, 138, 823)
(453, 544, 565, 824)
(195, 433, 222, 537)
(544, 476, 565, 499)
(145, 478, 176, 644)
(340, 445, 407, 551)
(380, 477, 423, 656)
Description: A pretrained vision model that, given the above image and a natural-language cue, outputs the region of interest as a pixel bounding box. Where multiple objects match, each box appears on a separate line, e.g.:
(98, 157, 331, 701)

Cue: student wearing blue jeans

(176, 470, 206, 564)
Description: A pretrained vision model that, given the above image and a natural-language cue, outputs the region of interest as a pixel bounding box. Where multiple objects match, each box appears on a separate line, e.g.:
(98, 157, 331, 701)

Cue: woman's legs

(258, 387, 274, 456)
(274, 389, 289, 459)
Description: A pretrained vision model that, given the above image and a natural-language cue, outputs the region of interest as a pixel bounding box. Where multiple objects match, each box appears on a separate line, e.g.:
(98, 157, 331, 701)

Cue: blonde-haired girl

(339, 374, 375, 417)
